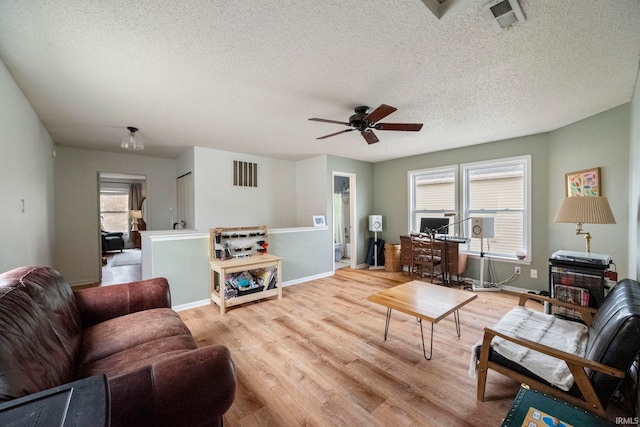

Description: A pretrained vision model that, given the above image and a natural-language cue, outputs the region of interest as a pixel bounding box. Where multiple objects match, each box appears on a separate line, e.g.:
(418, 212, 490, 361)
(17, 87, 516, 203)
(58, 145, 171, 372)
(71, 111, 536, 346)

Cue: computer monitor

(420, 217, 450, 234)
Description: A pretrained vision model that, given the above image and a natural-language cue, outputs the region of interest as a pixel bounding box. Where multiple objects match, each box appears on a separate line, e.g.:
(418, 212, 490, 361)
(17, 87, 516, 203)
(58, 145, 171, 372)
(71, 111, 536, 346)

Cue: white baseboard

(173, 299, 211, 312)
(282, 271, 334, 287)
(500, 284, 540, 294)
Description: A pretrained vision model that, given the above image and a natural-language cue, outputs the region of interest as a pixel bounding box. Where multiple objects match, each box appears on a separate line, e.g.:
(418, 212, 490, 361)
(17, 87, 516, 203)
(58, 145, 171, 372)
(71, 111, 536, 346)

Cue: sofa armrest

(74, 278, 171, 328)
(108, 345, 236, 427)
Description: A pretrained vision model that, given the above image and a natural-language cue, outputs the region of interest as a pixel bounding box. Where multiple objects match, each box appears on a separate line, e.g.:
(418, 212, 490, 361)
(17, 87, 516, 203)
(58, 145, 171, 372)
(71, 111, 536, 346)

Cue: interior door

(176, 172, 194, 229)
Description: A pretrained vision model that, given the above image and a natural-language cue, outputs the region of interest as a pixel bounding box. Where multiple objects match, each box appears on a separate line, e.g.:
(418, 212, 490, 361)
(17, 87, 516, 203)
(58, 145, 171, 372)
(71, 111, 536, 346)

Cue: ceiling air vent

(482, 0, 525, 32)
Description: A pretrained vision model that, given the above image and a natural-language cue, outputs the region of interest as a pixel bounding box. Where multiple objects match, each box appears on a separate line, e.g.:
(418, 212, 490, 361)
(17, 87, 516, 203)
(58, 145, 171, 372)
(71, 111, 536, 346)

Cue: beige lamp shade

(130, 210, 143, 219)
(554, 196, 616, 224)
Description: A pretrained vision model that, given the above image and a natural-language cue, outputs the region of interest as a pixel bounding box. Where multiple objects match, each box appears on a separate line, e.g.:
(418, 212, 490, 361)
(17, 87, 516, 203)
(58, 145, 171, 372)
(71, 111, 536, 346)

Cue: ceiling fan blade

(361, 130, 379, 145)
(363, 104, 397, 124)
(308, 118, 350, 126)
(316, 129, 355, 140)
(375, 123, 424, 131)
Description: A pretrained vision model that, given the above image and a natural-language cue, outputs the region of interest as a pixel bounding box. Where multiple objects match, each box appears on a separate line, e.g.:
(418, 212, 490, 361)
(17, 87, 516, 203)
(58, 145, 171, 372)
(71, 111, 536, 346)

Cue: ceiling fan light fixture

(121, 126, 144, 150)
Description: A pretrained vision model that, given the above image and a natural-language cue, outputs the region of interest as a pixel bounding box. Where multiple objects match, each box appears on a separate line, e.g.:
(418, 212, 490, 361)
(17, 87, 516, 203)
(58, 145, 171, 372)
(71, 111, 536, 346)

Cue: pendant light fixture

(121, 126, 144, 150)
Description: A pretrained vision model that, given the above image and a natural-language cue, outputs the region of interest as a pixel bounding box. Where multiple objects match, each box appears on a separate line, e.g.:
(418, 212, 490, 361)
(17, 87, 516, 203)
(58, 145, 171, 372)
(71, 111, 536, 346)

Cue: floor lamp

(553, 196, 616, 254)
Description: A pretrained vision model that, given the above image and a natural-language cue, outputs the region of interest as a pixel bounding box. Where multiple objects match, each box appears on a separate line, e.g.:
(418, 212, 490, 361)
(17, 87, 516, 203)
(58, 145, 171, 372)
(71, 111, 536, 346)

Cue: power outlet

(515, 266, 521, 275)
(530, 269, 538, 279)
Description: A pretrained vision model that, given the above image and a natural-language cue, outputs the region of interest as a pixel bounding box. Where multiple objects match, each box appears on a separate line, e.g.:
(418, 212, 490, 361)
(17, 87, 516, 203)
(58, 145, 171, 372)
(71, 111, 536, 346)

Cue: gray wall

(630, 70, 640, 280)
(327, 156, 374, 266)
(54, 147, 177, 285)
(193, 146, 298, 230)
(0, 59, 56, 272)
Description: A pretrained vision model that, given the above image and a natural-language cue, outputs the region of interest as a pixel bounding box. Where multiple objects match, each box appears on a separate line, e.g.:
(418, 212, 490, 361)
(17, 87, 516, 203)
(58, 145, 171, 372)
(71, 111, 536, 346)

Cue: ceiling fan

(308, 104, 423, 144)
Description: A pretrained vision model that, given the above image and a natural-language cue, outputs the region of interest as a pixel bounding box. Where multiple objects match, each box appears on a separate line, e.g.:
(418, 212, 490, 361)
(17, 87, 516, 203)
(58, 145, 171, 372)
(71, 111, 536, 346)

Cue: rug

(111, 250, 142, 267)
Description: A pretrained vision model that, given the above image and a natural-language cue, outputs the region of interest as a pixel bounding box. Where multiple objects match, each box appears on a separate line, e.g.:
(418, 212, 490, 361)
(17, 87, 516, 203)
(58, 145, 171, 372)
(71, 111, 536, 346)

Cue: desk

(400, 235, 468, 283)
(368, 280, 477, 359)
(0, 375, 110, 427)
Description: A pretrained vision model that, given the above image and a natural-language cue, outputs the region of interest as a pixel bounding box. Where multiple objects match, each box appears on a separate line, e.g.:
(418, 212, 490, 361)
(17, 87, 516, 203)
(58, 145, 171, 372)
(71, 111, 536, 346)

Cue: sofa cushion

(77, 334, 198, 379)
(0, 266, 82, 401)
(77, 308, 193, 367)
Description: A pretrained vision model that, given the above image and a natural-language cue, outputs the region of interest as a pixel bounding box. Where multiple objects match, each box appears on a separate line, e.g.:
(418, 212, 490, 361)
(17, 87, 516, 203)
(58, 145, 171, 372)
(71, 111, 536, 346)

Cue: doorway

(98, 172, 146, 283)
(176, 172, 194, 229)
(333, 172, 356, 270)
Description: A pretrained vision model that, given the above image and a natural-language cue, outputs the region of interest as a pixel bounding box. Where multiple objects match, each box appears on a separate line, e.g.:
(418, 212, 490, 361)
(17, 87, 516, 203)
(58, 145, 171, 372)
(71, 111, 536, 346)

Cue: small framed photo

(313, 215, 326, 227)
(565, 167, 601, 197)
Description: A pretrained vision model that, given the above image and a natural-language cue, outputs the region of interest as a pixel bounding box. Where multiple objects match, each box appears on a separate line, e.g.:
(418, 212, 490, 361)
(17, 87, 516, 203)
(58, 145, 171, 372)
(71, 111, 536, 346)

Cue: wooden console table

(210, 254, 282, 314)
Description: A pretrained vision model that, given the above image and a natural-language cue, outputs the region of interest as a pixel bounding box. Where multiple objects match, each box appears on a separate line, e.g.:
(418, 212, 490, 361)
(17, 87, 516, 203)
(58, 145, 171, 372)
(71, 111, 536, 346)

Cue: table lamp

(130, 210, 143, 231)
(553, 196, 616, 253)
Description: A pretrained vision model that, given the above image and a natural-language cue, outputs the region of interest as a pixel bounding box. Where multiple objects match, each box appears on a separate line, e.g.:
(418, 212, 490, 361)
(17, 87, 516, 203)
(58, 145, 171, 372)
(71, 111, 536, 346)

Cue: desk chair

(410, 234, 442, 283)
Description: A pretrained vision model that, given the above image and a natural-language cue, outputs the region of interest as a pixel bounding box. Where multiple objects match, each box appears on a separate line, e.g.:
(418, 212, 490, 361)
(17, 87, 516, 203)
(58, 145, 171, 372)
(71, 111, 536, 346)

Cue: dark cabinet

(548, 258, 612, 320)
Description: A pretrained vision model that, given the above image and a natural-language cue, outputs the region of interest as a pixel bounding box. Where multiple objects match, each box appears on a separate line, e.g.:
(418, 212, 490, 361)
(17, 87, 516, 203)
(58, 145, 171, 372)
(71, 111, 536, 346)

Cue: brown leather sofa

(0, 266, 236, 427)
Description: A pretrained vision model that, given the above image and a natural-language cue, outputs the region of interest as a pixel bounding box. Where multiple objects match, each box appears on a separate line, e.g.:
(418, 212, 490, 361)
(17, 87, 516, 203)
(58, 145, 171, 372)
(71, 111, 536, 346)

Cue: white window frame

(407, 165, 458, 234)
(100, 185, 131, 235)
(461, 155, 531, 262)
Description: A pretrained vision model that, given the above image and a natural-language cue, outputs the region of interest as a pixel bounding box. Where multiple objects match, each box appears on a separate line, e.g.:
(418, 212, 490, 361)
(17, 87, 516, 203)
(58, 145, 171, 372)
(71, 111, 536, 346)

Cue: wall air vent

(482, 0, 525, 32)
(233, 160, 257, 187)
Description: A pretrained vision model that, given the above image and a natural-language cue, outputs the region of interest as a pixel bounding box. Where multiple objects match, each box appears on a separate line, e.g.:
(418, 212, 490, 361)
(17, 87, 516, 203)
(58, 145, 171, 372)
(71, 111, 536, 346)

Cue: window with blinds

(409, 166, 457, 232)
(462, 157, 529, 258)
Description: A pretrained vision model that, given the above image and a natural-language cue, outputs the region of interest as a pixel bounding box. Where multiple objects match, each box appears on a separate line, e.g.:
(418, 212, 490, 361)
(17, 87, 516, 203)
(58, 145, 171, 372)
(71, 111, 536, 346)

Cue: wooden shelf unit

(210, 225, 268, 261)
(209, 226, 282, 314)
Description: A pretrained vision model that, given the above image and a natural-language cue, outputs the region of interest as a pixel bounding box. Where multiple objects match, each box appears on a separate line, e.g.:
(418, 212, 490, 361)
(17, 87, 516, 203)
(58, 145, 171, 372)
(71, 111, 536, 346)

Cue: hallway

(101, 249, 142, 285)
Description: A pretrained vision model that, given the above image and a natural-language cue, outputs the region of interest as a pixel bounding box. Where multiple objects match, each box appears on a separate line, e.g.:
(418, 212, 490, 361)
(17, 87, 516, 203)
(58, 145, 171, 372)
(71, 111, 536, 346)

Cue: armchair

(473, 279, 640, 416)
(101, 230, 125, 254)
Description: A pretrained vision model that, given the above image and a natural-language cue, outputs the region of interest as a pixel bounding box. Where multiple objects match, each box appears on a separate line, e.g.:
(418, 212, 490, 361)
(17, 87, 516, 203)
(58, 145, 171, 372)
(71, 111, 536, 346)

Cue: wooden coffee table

(368, 280, 477, 360)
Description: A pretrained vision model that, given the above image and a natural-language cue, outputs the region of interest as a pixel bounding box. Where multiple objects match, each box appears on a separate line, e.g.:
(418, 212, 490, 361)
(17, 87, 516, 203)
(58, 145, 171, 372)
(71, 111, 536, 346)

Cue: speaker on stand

(369, 215, 384, 270)
(470, 218, 498, 291)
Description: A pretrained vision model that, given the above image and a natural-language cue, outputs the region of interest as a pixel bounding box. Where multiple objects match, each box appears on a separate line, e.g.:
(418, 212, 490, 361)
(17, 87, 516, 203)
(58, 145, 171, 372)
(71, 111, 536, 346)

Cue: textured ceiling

(1, 0, 639, 163)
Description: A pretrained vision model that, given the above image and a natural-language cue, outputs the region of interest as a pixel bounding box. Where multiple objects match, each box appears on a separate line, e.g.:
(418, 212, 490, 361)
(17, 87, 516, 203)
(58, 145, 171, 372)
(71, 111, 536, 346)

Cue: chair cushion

(472, 306, 588, 391)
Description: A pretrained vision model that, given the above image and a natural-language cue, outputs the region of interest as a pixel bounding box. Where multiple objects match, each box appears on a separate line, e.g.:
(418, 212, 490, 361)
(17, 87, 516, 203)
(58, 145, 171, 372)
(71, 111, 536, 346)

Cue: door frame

(332, 171, 356, 269)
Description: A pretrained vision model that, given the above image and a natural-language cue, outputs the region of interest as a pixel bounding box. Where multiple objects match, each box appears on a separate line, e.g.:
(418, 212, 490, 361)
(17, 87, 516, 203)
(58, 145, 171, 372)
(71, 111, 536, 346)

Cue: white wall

(296, 155, 328, 226)
(55, 147, 177, 285)
(193, 146, 297, 230)
(0, 59, 55, 272)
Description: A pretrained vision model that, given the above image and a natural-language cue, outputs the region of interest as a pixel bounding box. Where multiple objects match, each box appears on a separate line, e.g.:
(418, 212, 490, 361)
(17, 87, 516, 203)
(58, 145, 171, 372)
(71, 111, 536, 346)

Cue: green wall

(548, 104, 630, 278)
(373, 104, 631, 292)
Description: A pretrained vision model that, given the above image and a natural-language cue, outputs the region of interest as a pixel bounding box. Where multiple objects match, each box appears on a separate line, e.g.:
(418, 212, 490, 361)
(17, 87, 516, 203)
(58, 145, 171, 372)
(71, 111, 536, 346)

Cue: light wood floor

(179, 268, 533, 426)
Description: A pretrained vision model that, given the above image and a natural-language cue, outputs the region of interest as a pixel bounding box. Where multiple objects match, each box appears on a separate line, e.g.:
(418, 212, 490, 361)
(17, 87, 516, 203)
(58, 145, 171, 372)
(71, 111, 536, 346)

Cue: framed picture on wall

(313, 215, 326, 227)
(565, 167, 601, 197)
